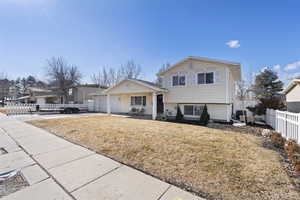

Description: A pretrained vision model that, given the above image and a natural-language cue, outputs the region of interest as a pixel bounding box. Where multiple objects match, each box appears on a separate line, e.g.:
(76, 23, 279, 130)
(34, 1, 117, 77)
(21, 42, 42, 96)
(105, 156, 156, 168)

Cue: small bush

(199, 104, 210, 126)
(284, 140, 300, 160)
(284, 140, 300, 176)
(271, 132, 285, 149)
(175, 105, 184, 121)
(292, 153, 300, 164)
(293, 159, 300, 175)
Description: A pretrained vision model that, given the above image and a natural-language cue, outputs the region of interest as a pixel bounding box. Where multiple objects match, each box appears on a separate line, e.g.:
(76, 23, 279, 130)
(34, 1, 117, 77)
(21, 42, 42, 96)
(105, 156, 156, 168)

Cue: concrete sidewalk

(0, 114, 204, 200)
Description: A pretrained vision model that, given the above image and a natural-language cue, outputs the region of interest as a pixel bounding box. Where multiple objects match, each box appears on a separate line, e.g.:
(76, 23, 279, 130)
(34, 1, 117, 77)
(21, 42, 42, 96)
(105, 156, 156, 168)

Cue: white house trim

(158, 56, 240, 76)
(152, 93, 157, 120)
(196, 71, 216, 85)
(171, 74, 186, 87)
(107, 94, 111, 114)
(104, 79, 167, 94)
(225, 67, 230, 104)
(283, 79, 300, 94)
(226, 105, 231, 122)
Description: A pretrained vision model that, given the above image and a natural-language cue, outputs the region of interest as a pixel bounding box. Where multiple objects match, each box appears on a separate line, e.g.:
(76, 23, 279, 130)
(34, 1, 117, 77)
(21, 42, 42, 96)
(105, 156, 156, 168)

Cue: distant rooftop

(73, 84, 108, 89)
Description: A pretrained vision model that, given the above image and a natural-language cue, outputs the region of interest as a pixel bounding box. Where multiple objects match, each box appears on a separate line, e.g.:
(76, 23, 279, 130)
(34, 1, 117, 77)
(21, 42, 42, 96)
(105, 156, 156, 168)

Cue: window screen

(172, 76, 179, 86)
(198, 72, 214, 84)
(179, 76, 185, 85)
(194, 106, 204, 116)
(131, 96, 146, 106)
(206, 72, 214, 84)
(184, 105, 194, 115)
(198, 73, 205, 84)
(173, 75, 185, 86)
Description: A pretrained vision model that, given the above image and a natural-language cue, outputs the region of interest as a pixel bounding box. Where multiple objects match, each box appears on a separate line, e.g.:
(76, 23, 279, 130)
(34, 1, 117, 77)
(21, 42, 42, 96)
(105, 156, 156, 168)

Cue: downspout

(225, 67, 231, 122)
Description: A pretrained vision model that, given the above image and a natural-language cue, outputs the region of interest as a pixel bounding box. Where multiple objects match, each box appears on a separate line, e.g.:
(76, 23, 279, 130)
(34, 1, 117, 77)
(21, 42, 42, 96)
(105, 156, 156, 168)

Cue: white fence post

(3, 103, 88, 115)
(298, 113, 300, 144)
(266, 108, 300, 144)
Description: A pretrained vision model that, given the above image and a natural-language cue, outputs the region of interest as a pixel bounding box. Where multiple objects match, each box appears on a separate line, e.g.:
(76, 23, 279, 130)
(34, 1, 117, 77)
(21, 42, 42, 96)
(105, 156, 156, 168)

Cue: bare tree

(156, 62, 170, 86)
(91, 68, 110, 87)
(91, 60, 142, 87)
(46, 57, 82, 103)
(0, 72, 7, 80)
(236, 80, 250, 101)
(120, 60, 142, 79)
(235, 80, 251, 122)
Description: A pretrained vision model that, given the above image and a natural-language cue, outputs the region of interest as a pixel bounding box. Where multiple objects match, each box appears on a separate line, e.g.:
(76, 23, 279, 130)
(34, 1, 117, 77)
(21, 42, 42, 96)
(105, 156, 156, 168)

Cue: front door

(157, 94, 164, 114)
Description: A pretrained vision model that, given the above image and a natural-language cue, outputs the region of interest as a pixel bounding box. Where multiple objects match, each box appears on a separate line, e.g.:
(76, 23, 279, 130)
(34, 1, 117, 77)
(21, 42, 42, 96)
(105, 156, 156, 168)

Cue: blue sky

(0, 0, 299, 84)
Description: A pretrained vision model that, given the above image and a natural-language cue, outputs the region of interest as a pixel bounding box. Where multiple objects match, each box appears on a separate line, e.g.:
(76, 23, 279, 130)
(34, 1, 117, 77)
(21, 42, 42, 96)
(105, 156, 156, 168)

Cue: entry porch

(104, 79, 167, 120)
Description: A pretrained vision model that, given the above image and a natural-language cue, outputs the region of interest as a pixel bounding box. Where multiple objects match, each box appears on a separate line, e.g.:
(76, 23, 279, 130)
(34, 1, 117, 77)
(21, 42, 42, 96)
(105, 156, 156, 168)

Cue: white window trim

(196, 71, 216, 85)
(172, 75, 186, 87)
(130, 95, 146, 106)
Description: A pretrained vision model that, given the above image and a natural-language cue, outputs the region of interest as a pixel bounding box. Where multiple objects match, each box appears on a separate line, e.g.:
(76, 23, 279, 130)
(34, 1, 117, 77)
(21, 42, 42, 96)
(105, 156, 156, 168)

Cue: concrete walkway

(0, 114, 204, 200)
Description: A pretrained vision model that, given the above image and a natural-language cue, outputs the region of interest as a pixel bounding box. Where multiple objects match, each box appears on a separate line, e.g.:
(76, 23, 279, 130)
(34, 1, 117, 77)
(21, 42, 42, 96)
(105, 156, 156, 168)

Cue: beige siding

(161, 60, 235, 104)
(119, 93, 153, 114)
(286, 84, 300, 102)
(164, 103, 230, 121)
(72, 87, 104, 104)
(94, 93, 153, 115)
(105, 80, 155, 115)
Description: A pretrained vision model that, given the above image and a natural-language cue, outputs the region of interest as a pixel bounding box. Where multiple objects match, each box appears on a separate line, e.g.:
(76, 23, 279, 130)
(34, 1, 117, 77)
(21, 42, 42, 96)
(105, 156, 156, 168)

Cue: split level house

(91, 56, 242, 122)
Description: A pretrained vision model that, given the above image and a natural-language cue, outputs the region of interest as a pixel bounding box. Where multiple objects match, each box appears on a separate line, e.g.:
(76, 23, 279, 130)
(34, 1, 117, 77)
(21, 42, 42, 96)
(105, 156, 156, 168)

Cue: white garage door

(93, 95, 121, 113)
(92, 96, 106, 112)
(110, 95, 121, 113)
(98, 96, 107, 112)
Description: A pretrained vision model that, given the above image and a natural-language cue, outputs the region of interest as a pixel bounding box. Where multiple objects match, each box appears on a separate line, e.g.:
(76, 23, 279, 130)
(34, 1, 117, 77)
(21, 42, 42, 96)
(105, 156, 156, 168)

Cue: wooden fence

(1, 103, 88, 115)
(266, 109, 300, 144)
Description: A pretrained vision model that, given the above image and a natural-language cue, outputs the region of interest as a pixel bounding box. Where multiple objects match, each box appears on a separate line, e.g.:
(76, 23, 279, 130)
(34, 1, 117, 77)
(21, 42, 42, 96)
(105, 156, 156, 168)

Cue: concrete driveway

(0, 114, 204, 200)
(5, 112, 108, 121)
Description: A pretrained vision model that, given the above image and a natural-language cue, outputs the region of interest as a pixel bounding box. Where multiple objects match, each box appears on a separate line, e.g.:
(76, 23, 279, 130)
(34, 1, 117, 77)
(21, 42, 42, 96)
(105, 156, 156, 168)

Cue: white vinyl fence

(1, 103, 88, 115)
(266, 109, 300, 144)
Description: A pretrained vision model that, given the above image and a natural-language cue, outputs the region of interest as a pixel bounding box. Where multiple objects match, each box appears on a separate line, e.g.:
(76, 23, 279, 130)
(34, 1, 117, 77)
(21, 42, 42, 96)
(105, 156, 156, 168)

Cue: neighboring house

(68, 84, 107, 104)
(18, 87, 60, 104)
(93, 56, 241, 122)
(283, 79, 300, 113)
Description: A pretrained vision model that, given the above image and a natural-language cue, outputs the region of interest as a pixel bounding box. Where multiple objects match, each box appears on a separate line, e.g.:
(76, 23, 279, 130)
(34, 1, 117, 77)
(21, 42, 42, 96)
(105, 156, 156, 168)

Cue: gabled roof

(158, 56, 241, 80)
(17, 95, 31, 100)
(104, 79, 167, 94)
(130, 79, 162, 89)
(283, 79, 300, 94)
(71, 84, 108, 89)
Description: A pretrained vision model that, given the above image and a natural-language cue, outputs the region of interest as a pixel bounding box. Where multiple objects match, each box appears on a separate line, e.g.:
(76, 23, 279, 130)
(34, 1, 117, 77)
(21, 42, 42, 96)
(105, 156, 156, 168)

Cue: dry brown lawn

(28, 116, 300, 200)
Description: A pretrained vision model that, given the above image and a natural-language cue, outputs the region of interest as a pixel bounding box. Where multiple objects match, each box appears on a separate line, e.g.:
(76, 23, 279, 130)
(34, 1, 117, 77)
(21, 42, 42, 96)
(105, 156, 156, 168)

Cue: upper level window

(197, 72, 214, 84)
(131, 96, 146, 106)
(173, 75, 185, 86)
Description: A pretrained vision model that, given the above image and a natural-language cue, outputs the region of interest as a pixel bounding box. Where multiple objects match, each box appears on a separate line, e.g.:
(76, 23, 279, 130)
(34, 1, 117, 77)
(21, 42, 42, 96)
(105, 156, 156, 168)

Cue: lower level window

(131, 96, 146, 106)
(184, 105, 204, 116)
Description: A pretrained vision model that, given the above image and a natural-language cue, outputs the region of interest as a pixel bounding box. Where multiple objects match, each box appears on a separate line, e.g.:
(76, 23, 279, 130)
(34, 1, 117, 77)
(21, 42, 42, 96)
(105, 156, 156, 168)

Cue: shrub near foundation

(175, 106, 184, 121)
(285, 140, 300, 175)
(271, 132, 286, 149)
(284, 140, 300, 160)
